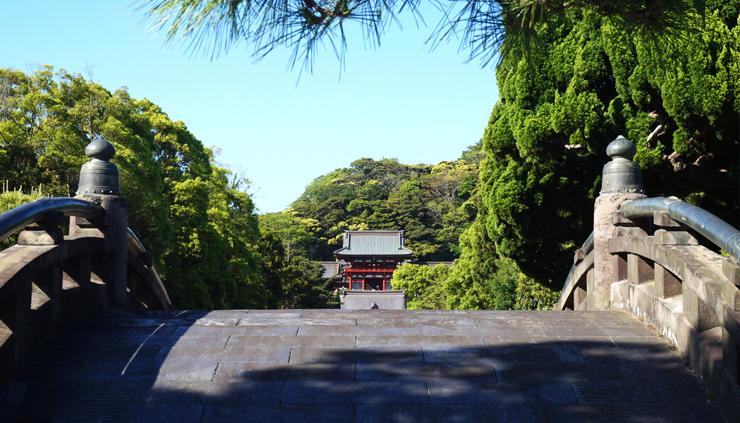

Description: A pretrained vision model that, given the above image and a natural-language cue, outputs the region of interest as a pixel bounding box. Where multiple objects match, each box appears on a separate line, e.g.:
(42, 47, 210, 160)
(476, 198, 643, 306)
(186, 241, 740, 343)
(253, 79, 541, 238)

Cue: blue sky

(0, 1, 498, 212)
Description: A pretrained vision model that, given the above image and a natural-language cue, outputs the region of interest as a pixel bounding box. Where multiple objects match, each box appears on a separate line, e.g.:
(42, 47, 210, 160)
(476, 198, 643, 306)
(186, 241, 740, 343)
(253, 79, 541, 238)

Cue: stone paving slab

(134, 380, 284, 404)
(201, 404, 354, 423)
(175, 325, 300, 337)
(282, 380, 429, 404)
(356, 404, 507, 423)
(355, 361, 497, 381)
(226, 335, 356, 348)
(297, 324, 422, 336)
(1, 309, 726, 422)
(356, 335, 485, 348)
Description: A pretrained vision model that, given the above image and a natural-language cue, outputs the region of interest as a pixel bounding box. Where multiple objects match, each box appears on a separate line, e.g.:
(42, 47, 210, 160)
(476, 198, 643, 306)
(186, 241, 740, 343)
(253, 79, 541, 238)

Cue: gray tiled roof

(334, 230, 413, 257)
(318, 261, 340, 278)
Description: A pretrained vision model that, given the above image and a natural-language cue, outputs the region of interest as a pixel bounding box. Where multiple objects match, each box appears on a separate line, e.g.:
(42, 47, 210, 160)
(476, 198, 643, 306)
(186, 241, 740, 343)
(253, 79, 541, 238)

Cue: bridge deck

(2, 310, 724, 422)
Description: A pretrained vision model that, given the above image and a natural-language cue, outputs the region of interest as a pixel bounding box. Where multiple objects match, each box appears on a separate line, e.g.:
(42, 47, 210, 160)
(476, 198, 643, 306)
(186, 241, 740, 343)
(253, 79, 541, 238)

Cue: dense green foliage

(282, 145, 482, 262)
(391, 264, 450, 310)
(0, 187, 43, 213)
(0, 67, 308, 309)
(394, 256, 558, 311)
(447, 0, 739, 307)
(0, 188, 44, 250)
(257, 216, 336, 309)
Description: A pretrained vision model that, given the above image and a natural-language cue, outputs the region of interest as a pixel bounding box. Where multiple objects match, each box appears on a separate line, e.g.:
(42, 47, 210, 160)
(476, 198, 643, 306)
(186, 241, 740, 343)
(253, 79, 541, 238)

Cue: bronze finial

(600, 135, 644, 194)
(77, 135, 121, 196)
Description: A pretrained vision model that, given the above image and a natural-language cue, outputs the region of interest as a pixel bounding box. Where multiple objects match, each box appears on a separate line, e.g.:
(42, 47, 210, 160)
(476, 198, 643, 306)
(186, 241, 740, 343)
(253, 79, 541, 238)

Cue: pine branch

(140, 0, 706, 70)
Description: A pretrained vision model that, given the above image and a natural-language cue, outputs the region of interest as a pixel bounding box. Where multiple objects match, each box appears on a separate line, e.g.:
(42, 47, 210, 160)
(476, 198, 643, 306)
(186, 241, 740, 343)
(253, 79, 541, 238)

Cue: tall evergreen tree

(447, 0, 738, 306)
(0, 68, 268, 309)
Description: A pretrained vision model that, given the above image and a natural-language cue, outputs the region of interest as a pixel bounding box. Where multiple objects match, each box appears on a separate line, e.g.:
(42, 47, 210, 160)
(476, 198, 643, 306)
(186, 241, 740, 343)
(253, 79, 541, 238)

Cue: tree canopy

(281, 147, 481, 261)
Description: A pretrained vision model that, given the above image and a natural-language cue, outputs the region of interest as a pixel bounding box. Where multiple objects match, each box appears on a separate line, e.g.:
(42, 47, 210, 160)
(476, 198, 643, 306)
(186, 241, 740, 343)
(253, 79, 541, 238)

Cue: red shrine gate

(333, 231, 413, 291)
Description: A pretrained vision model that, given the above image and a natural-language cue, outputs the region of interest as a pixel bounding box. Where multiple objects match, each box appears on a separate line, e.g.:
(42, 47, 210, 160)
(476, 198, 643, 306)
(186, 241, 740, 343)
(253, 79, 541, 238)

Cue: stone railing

(557, 136, 740, 418)
(555, 231, 593, 311)
(0, 136, 170, 383)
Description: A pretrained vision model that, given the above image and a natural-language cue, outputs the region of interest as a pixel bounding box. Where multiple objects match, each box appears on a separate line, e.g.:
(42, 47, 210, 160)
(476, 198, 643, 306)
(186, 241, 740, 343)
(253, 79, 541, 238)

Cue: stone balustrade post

(71, 136, 128, 307)
(591, 136, 646, 310)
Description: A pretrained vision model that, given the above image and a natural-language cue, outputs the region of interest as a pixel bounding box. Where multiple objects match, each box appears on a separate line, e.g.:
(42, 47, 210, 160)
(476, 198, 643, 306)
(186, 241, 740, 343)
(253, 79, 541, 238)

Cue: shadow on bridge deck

(0, 310, 726, 422)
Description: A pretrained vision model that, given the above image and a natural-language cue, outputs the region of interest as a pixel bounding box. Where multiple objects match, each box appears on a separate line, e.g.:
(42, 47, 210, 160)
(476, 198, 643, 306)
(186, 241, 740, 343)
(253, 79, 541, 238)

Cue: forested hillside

(261, 145, 482, 262)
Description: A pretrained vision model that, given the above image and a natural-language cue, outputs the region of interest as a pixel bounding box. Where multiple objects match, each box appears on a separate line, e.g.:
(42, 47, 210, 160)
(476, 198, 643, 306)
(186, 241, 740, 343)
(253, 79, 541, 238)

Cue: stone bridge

(0, 136, 738, 422)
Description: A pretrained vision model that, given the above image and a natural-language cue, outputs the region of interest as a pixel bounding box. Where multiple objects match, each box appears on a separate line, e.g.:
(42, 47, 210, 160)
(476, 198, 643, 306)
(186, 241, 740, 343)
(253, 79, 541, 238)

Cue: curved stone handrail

(621, 196, 740, 263)
(127, 227, 172, 308)
(556, 232, 594, 311)
(0, 197, 170, 310)
(0, 198, 103, 241)
(580, 231, 594, 255)
(607, 233, 738, 328)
